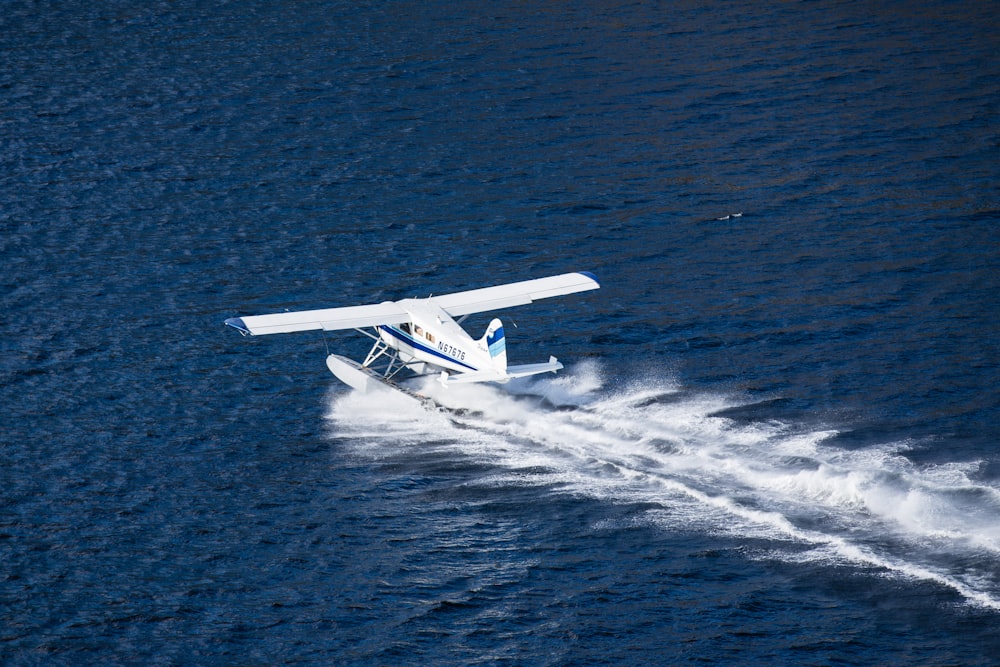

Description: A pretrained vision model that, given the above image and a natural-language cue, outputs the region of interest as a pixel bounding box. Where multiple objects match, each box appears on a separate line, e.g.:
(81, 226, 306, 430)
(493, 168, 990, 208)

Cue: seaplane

(224, 271, 599, 394)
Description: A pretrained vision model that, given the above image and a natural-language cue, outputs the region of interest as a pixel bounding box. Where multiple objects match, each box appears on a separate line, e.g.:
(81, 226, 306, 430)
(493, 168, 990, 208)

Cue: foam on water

(327, 363, 1000, 610)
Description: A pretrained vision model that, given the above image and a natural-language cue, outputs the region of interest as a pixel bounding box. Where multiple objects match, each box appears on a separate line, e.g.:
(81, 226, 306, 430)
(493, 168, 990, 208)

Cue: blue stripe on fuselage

(379, 325, 478, 372)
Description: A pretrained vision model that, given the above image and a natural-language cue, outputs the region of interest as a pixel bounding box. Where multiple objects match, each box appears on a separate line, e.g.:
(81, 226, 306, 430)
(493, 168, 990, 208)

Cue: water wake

(326, 361, 1000, 610)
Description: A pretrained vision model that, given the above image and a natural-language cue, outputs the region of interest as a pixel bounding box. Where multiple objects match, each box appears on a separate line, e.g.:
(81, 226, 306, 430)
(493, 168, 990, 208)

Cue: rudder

(482, 318, 507, 373)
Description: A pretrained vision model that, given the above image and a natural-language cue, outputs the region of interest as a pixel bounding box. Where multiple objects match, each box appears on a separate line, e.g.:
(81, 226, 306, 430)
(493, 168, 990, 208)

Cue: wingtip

(225, 317, 251, 335)
(578, 270, 600, 287)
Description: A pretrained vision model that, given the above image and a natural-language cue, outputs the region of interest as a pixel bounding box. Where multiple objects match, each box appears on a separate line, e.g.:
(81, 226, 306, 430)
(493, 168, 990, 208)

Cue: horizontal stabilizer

(439, 356, 563, 386)
(432, 271, 599, 317)
(225, 302, 408, 336)
(505, 356, 564, 379)
(439, 369, 504, 385)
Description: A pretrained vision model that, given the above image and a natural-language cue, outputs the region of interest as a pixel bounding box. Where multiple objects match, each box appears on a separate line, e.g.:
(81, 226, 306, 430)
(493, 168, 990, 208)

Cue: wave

(326, 360, 1000, 610)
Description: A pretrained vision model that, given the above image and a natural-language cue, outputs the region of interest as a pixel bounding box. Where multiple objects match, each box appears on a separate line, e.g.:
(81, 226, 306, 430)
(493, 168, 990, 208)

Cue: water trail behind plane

(327, 361, 1000, 610)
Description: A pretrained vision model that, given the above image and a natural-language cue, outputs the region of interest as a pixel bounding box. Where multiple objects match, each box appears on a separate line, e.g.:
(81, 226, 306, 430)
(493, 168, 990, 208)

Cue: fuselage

(377, 299, 492, 375)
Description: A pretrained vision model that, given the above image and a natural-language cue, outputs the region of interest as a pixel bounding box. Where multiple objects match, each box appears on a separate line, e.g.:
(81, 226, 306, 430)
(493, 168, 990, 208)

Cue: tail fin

(481, 318, 507, 373)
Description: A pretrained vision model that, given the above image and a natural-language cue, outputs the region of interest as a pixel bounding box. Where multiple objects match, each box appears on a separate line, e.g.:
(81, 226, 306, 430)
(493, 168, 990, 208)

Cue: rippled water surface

(3, 0, 999, 664)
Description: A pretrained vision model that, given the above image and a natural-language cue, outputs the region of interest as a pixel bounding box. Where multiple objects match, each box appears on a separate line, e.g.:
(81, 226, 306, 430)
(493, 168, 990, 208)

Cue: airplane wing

(431, 271, 600, 317)
(225, 271, 599, 335)
(225, 301, 408, 336)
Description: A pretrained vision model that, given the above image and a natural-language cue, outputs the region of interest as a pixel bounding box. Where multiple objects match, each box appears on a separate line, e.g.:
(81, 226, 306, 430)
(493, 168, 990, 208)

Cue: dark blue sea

(3, 0, 999, 664)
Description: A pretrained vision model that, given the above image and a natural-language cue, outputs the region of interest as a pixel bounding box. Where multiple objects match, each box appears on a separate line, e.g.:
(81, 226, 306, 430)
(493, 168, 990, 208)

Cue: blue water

(3, 0, 999, 663)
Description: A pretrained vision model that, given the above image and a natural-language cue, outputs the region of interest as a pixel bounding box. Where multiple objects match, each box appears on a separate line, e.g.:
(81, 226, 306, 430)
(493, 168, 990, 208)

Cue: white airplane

(225, 271, 600, 393)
